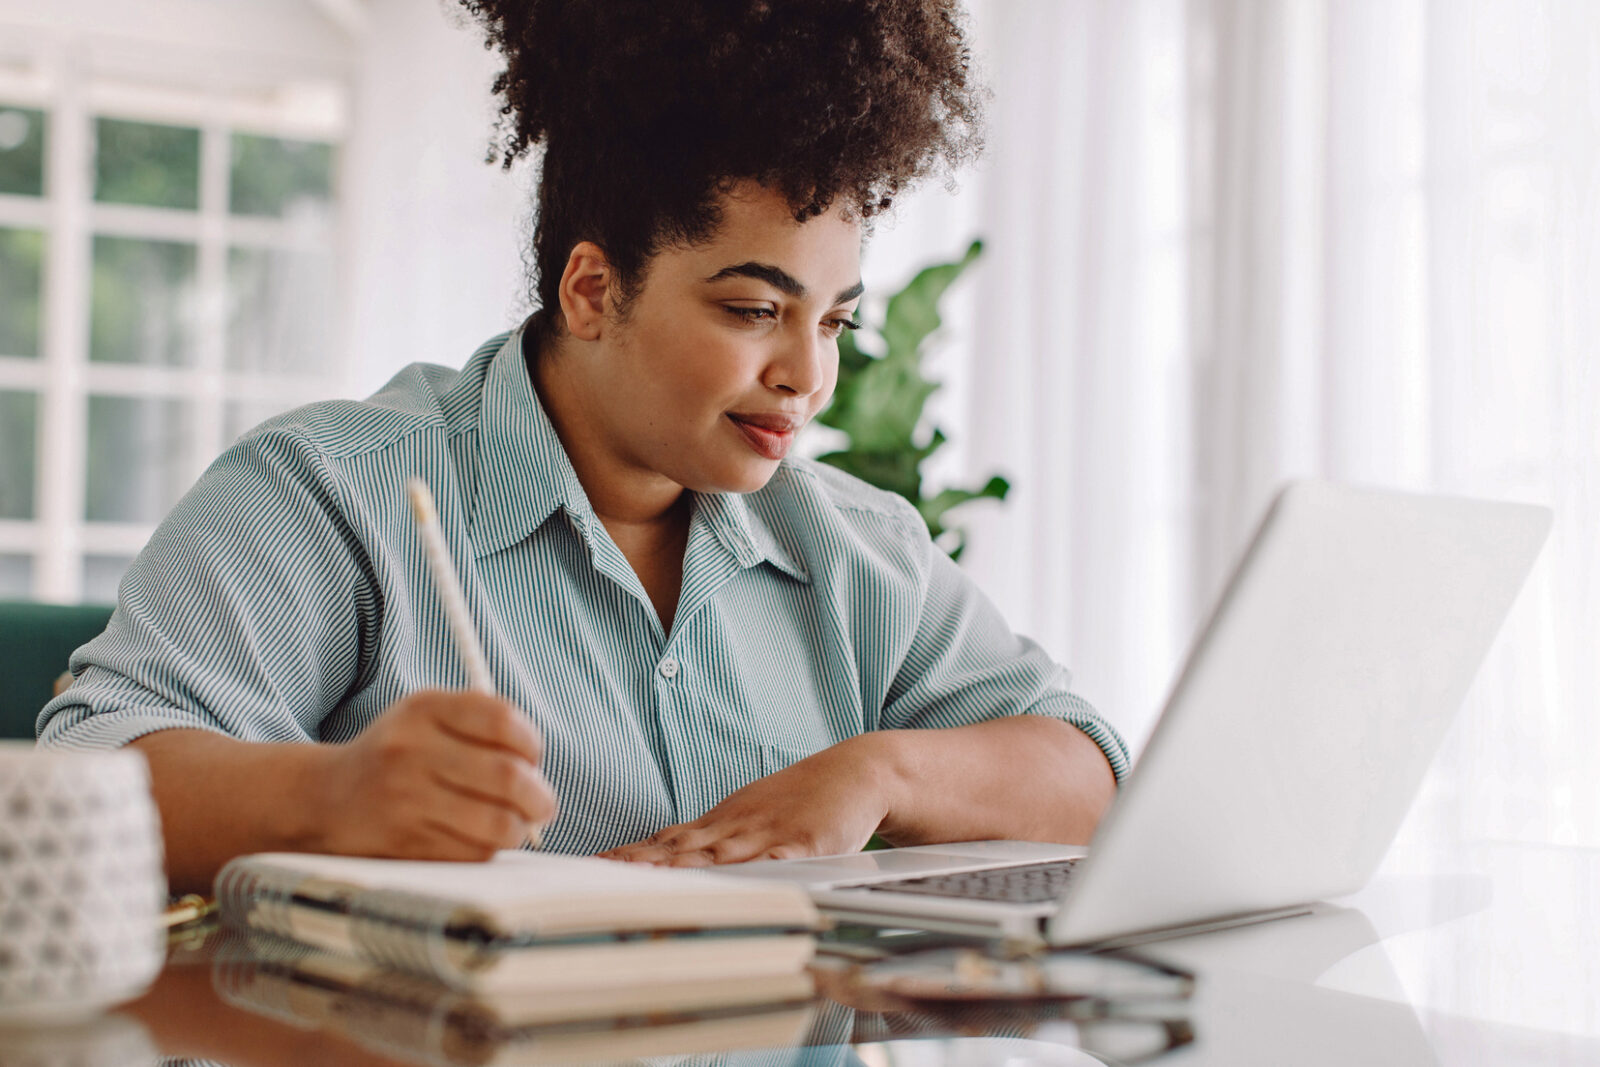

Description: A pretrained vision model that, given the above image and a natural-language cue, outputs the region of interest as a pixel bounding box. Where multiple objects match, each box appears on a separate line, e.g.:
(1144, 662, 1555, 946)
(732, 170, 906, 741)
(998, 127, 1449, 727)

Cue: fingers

(335, 690, 556, 861)
(339, 804, 523, 863)
(598, 822, 703, 863)
(638, 839, 796, 866)
(414, 819, 506, 861)
(423, 794, 529, 851)
(409, 689, 555, 831)
(429, 746, 557, 828)
(602, 823, 806, 867)
(419, 689, 544, 766)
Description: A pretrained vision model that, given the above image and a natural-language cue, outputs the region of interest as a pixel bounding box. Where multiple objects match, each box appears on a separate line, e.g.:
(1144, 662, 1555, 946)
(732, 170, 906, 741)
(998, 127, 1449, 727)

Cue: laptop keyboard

(854, 858, 1082, 904)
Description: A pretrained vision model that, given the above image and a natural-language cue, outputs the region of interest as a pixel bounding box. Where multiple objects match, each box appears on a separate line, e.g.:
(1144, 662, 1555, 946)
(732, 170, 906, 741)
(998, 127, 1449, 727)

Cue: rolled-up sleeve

(37, 425, 375, 751)
(880, 538, 1131, 784)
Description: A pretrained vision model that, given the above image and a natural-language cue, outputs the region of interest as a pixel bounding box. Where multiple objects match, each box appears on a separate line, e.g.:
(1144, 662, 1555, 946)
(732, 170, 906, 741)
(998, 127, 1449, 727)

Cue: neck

(530, 333, 688, 529)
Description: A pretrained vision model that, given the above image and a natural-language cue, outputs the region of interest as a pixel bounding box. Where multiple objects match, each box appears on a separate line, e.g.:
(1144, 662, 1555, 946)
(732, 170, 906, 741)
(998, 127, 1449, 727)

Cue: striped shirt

(38, 327, 1128, 855)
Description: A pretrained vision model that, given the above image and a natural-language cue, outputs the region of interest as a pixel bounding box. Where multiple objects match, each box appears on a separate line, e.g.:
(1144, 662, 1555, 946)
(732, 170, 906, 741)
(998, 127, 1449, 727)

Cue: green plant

(816, 239, 1008, 560)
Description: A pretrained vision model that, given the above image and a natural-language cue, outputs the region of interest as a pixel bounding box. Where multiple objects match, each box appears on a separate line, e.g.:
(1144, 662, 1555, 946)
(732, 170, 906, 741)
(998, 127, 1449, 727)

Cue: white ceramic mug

(0, 742, 167, 1022)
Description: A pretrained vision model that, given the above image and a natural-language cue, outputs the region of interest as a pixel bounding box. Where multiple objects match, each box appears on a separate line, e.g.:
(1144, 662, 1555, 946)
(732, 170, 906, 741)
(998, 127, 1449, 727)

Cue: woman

(39, 0, 1126, 893)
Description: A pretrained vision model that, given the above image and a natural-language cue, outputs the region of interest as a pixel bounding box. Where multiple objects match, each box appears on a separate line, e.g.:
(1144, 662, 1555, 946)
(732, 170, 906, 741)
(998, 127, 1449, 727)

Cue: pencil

(160, 894, 217, 929)
(407, 476, 545, 849)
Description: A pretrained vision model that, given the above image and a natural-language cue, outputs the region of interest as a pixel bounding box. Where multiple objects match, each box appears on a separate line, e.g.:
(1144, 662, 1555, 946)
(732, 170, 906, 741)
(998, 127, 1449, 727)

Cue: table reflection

(0, 1012, 156, 1066)
(100, 901, 1464, 1067)
(107, 922, 1199, 1067)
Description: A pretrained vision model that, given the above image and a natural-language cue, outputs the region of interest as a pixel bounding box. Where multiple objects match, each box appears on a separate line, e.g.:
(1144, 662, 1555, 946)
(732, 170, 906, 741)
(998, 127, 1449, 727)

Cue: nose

(763, 326, 830, 399)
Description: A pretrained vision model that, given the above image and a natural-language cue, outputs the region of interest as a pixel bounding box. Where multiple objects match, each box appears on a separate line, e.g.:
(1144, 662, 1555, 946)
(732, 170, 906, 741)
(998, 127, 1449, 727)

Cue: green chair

(0, 601, 115, 741)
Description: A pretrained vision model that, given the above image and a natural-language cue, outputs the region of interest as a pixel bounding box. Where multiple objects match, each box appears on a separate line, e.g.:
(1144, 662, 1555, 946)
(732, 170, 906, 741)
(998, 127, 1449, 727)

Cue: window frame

(0, 38, 352, 603)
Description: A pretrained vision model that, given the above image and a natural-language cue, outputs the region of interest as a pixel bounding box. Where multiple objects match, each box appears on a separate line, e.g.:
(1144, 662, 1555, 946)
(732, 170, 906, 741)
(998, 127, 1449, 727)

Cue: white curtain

(957, 0, 1194, 751)
(942, 0, 1599, 852)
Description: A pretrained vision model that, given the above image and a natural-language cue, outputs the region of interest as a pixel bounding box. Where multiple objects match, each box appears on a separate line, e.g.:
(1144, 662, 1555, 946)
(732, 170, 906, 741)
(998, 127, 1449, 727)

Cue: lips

(727, 411, 802, 461)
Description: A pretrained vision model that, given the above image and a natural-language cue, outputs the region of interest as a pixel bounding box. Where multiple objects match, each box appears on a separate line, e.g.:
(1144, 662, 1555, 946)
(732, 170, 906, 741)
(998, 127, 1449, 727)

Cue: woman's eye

(725, 306, 860, 336)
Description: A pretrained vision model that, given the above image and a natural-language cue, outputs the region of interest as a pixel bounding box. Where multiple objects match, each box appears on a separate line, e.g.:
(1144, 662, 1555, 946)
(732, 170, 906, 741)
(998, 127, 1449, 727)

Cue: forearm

(129, 728, 331, 895)
(870, 715, 1117, 848)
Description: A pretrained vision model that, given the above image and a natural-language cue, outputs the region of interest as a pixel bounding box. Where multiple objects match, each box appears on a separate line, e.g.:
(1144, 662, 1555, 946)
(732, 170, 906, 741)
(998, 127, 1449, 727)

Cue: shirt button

(658, 656, 680, 679)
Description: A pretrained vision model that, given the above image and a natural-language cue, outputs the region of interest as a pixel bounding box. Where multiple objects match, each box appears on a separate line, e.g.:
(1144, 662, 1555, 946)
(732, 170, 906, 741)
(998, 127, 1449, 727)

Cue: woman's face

(586, 182, 864, 496)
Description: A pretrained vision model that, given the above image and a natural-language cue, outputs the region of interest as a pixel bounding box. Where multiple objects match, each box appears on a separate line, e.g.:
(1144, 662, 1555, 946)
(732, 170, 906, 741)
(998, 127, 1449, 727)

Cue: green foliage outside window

(816, 239, 1008, 560)
(0, 390, 36, 521)
(0, 228, 43, 358)
(230, 133, 334, 217)
(89, 236, 197, 366)
(85, 395, 191, 524)
(0, 106, 46, 197)
(95, 118, 200, 210)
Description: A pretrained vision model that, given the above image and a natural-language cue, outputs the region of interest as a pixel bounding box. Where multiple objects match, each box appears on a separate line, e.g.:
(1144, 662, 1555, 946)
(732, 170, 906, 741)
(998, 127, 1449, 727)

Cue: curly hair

(456, 0, 984, 338)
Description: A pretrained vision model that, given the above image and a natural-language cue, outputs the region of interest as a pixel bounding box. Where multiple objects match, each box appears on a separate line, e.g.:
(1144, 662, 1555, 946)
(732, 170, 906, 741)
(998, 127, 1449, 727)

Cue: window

(0, 47, 348, 604)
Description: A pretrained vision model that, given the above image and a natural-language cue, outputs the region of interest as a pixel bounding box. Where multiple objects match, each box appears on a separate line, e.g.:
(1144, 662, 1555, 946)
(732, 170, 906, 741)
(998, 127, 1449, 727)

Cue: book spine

(216, 859, 482, 987)
(211, 954, 307, 1028)
(213, 953, 495, 1067)
(214, 858, 303, 940)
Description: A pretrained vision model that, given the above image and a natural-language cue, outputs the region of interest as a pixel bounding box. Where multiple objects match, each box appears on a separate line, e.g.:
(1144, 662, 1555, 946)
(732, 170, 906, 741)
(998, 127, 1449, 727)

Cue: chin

(699, 460, 781, 495)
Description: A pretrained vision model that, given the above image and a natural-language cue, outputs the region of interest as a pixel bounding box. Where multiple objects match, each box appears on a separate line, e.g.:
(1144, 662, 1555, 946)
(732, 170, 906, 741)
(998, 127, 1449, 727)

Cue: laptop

(720, 481, 1551, 946)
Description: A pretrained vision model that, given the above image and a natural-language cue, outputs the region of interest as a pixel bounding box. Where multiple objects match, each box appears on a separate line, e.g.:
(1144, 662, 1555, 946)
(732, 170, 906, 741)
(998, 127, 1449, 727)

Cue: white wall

(0, 0, 348, 75)
(342, 0, 535, 396)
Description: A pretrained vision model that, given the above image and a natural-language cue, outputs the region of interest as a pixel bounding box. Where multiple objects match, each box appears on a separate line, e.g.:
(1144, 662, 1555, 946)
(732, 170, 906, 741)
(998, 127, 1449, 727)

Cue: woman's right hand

(309, 689, 556, 861)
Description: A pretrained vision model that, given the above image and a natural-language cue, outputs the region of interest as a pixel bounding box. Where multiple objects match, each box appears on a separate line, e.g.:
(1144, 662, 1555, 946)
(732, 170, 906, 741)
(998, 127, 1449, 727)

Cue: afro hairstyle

(457, 0, 984, 337)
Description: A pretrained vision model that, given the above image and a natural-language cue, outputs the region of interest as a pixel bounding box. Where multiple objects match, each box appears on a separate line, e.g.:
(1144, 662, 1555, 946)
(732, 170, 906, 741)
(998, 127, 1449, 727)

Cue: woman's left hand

(598, 735, 895, 866)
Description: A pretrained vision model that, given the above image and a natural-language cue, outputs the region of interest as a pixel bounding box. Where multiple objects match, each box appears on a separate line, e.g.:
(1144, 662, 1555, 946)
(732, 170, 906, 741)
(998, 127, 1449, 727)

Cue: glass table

(5, 839, 1599, 1066)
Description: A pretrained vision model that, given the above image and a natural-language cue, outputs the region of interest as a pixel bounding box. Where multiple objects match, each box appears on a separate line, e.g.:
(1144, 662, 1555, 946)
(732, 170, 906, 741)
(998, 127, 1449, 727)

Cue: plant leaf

(829, 357, 938, 452)
(817, 327, 881, 434)
(917, 475, 1010, 531)
(813, 239, 1008, 561)
(815, 449, 922, 502)
(880, 238, 982, 362)
(836, 327, 872, 375)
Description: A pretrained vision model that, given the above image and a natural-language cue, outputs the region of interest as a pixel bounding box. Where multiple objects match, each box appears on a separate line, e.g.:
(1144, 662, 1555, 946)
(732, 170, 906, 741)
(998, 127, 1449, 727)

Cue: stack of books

(213, 850, 822, 1064)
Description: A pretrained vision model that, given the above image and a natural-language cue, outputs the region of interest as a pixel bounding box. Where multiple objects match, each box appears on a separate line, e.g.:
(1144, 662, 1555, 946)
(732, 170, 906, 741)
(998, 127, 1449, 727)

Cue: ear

(556, 241, 614, 341)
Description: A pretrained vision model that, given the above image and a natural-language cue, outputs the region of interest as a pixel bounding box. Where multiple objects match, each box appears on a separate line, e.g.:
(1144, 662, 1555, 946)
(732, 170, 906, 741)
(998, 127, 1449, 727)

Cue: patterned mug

(0, 742, 166, 1022)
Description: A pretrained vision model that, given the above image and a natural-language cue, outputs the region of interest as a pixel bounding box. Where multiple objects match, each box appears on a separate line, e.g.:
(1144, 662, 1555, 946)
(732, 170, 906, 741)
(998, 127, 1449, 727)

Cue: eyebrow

(705, 261, 865, 306)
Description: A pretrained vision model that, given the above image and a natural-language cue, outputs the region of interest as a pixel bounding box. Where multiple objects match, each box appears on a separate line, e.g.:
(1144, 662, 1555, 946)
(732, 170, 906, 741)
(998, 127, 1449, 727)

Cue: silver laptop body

(720, 481, 1551, 946)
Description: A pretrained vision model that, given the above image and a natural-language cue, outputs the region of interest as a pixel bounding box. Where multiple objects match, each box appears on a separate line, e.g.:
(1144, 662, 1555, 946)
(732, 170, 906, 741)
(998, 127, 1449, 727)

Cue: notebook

(215, 850, 820, 992)
(719, 481, 1552, 946)
(214, 933, 815, 1026)
(214, 947, 819, 1067)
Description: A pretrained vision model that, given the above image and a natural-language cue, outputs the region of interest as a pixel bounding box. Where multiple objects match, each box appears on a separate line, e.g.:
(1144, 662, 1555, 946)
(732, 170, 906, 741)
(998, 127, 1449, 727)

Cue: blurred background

(0, 0, 1596, 1019)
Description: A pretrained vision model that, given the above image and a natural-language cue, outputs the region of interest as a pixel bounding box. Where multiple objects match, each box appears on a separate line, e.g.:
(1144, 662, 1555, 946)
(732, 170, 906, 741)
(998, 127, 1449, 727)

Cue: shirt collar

(695, 486, 811, 584)
(468, 326, 810, 584)
(468, 326, 599, 558)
